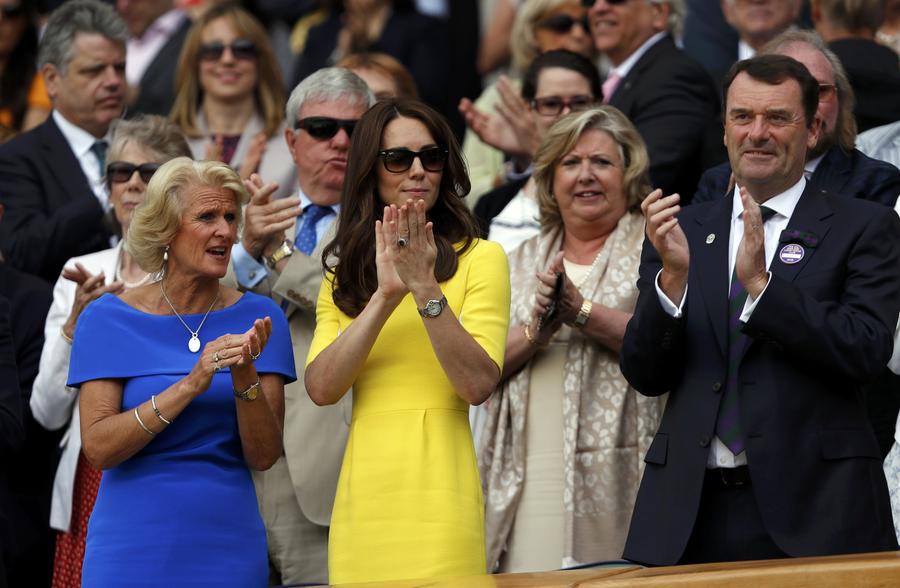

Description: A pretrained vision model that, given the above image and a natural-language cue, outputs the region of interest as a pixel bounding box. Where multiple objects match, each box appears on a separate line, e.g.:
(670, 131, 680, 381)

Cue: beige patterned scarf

(477, 211, 664, 570)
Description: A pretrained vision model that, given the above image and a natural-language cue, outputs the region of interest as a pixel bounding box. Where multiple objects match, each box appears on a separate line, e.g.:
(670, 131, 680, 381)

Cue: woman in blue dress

(68, 158, 295, 587)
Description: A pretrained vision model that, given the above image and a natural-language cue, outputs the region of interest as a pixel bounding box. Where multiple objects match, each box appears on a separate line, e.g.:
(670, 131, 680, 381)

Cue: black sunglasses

(198, 39, 257, 62)
(580, 0, 628, 6)
(536, 13, 590, 34)
(294, 117, 358, 140)
(106, 161, 161, 185)
(379, 147, 448, 173)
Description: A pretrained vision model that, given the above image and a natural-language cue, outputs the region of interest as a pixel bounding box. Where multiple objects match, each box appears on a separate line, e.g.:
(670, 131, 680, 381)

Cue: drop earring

(163, 245, 169, 262)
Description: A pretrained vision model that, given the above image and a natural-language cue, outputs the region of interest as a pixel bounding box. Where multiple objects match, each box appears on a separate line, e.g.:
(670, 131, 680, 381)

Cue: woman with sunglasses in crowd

(29, 115, 191, 588)
(305, 98, 510, 583)
(170, 3, 296, 199)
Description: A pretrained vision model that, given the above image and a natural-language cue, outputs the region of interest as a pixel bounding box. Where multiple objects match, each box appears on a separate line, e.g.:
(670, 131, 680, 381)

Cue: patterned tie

(602, 72, 622, 104)
(90, 140, 108, 177)
(715, 205, 777, 455)
(294, 204, 333, 255)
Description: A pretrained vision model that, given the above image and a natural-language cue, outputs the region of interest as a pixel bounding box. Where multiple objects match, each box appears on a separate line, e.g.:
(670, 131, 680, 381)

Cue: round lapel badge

(779, 243, 804, 264)
(706, 233, 716, 244)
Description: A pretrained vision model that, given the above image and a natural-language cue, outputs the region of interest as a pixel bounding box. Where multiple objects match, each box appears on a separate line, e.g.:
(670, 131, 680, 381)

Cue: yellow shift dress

(307, 239, 510, 584)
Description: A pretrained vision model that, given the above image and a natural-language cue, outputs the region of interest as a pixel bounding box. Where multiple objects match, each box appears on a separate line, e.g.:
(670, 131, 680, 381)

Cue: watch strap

(234, 377, 261, 401)
(574, 299, 593, 327)
(266, 240, 294, 268)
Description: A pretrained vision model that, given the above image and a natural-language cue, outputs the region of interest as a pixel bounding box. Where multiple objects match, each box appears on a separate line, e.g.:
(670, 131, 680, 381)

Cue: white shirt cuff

(654, 269, 687, 318)
(231, 243, 267, 288)
(739, 271, 771, 322)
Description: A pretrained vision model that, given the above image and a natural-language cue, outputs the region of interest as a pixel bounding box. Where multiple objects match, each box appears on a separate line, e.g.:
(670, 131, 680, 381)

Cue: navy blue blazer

(620, 186, 900, 565)
(692, 145, 900, 207)
(0, 117, 112, 282)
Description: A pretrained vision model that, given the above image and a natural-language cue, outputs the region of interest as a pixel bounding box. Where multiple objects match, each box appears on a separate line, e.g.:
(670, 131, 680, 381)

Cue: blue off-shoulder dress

(67, 292, 296, 587)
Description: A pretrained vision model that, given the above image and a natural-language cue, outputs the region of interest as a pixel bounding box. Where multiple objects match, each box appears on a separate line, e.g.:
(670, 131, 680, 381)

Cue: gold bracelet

(133, 407, 156, 437)
(151, 395, 171, 425)
(60, 327, 73, 344)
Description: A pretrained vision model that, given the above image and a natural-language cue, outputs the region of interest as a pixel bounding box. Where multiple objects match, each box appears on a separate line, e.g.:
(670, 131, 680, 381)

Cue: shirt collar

(142, 9, 186, 40)
(52, 110, 109, 158)
(297, 187, 341, 215)
(610, 31, 667, 78)
(737, 39, 756, 61)
(805, 153, 825, 176)
(731, 176, 806, 222)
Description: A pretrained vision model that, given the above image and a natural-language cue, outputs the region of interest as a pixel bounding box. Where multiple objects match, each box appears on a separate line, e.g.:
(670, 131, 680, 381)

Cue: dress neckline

(103, 291, 249, 318)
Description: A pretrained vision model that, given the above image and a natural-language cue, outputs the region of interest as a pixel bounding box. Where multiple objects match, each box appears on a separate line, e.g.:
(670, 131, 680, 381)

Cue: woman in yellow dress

(306, 98, 511, 584)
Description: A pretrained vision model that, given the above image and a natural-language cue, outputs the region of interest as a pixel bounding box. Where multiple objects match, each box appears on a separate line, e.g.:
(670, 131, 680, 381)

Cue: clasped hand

(529, 252, 584, 343)
(374, 200, 437, 303)
(188, 317, 273, 392)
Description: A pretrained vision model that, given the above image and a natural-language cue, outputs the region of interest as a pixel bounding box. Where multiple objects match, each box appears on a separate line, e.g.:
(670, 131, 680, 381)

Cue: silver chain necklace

(160, 280, 220, 353)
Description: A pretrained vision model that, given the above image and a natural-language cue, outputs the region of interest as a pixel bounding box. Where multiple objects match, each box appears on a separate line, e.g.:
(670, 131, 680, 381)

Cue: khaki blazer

(226, 220, 350, 526)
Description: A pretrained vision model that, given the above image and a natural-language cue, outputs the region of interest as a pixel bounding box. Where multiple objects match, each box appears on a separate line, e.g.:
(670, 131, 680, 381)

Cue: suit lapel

(693, 195, 733, 358)
(39, 118, 93, 206)
(809, 146, 850, 195)
(609, 35, 673, 110)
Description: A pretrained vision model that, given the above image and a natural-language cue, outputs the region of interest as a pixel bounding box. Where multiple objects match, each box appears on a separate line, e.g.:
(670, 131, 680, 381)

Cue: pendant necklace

(160, 280, 220, 353)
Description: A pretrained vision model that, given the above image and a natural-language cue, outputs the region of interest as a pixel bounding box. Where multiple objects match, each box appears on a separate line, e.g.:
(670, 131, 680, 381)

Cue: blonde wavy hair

(533, 106, 652, 235)
(127, 158, 249, 274)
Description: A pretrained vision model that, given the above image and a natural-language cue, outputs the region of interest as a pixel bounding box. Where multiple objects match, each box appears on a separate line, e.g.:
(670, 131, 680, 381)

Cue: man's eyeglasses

(198, 39, 258, 62)
(536, 13, 590, 34)
(580, 0, 629, 7)
(106, 161, 161, 185)
(818, 83, 837, 99)
(531, 94, 596, 116)
(294, 117, 358, 140)
(379, 147, 448, 173)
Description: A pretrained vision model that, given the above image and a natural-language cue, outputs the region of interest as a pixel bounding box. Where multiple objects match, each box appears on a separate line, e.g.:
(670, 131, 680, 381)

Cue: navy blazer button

(700, 435, 711, 447)
(712, 381, 722, 393)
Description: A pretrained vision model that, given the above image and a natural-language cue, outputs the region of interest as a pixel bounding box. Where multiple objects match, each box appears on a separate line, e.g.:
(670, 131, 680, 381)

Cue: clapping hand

(735, 186, 769, 299)
(641, 189, 689, 302)
(459, 76, 539, 161)
(188, 317, 273, 391)
(62, 263, 124, 340)
(241, 173, 300, 261)
(373, 200, 438, 303)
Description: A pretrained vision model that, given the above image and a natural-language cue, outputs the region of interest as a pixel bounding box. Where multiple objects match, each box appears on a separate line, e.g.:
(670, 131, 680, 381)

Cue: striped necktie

(715, 205, 777, 455)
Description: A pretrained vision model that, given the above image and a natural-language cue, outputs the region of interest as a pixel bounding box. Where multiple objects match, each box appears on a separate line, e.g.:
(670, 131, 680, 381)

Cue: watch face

(245, 385, 259, 401)
(425, 300, 441, 316)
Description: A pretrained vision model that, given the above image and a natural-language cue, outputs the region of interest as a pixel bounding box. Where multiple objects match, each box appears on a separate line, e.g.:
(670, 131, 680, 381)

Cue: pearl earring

(163, 245, 169, 262)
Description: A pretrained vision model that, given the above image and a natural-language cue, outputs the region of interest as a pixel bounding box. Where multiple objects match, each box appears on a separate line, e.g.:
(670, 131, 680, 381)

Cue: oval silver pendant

(188, 335, 201, 353)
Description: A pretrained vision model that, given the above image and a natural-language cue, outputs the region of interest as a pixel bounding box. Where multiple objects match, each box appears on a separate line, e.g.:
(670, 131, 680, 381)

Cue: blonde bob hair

(511, 0, 583, 73)
(127, 158, 249, 274)
(533, 106, 652, 235)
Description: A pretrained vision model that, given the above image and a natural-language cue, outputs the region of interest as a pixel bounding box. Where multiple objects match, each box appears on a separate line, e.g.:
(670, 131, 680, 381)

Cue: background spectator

(336, 51, 419, 99)
(479, 106, 663, 572)
(0, 0, 50, 135)
(170, 3, 296, 199)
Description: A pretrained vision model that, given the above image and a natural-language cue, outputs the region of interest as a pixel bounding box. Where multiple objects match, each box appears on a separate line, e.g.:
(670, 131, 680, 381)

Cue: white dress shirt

(607, 31, 667, 77)
(655, 177, 807, 468)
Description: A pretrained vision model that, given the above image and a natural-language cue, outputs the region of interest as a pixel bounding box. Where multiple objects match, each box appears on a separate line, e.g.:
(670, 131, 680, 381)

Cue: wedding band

(398, 237, 408, 248)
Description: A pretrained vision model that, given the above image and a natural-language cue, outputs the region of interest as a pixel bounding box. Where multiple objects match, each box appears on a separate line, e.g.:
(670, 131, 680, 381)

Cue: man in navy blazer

(693, 31, 900, 208)
(0, 0, 128, 283)
(621, 55, 900, 566)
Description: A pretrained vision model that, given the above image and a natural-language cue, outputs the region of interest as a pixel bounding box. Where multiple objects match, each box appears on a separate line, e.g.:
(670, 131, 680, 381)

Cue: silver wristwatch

(418, 295, 447, 318)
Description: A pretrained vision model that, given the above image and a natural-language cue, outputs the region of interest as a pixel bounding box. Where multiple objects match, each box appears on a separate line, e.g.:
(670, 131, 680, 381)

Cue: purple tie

(715, 206, 776, 455)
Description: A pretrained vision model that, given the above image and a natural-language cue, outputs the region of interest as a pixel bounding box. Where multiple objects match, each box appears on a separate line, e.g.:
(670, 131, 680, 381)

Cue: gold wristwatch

(235, 378, 260, 401)
(574, 299, 593, 327)
(266, 239, 294, 268)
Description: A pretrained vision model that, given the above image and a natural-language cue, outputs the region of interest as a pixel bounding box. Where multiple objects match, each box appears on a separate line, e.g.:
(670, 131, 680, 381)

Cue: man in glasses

(694, 31, 900, 209)
(226, 67, 374, 586)
(0, 0, 128, 283)
(116, 0, 190, 117)
(583, 0, 724, 203)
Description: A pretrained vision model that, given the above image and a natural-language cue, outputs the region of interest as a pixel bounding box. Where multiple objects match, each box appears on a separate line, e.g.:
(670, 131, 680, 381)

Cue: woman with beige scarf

(478, 107, 664, 573)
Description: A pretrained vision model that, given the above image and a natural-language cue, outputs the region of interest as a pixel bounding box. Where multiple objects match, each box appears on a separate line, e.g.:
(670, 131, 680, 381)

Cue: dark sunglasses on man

(198, 39, 258, 62)
(294, 117, 358, 140)
(580, 0, 628, 6)
(378, 147, 448, 174)
(106, 161, 161, 186)
(536, 13, 590, 34)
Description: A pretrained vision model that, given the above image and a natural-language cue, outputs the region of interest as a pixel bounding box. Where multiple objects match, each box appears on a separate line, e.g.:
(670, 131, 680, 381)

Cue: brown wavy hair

(323, 99, 478, 317)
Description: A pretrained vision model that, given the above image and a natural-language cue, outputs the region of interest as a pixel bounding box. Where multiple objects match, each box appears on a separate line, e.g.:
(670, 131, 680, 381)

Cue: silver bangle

(134, 407, 155, 437)
(151, 395, 171, 425)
